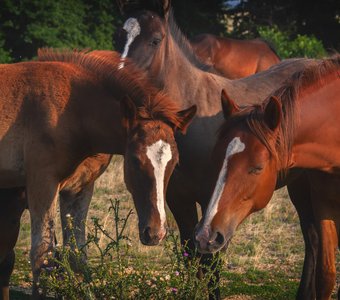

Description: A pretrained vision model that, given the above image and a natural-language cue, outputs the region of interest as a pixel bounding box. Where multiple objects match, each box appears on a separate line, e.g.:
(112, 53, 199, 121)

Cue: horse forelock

(218, 55, 340, 174)
(37, 48, 182, 127)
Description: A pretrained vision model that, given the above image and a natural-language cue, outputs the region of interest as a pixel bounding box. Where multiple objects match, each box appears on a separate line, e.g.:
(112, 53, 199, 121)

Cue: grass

(11, 156, 339, 299)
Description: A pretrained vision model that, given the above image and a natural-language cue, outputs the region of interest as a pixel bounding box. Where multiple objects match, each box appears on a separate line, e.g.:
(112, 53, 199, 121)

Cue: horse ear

(176, 105, 197, 134)
(163, 0, 171, 19)
(221, 89, 239, 119)
(139, 0, 171, 19)
(264, 96, 282, 131)
(120, 96, 137, 131)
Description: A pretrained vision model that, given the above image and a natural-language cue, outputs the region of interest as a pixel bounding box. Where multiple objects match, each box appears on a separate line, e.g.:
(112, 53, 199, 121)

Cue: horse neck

(289, 75, 340, 173)
(151, 28, 318, 116)
(73, 79, 125, 155)
(149, 27, 238, 117)
(226, 59, 323, 109)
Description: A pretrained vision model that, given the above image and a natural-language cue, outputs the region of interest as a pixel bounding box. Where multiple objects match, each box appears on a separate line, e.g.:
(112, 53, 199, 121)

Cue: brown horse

(0, 188, 26, 300)
(194, 56, 340, 299)
(0, 49, 195, 297)
(190, 34, 281, 79)
(115, 1, 322, 298)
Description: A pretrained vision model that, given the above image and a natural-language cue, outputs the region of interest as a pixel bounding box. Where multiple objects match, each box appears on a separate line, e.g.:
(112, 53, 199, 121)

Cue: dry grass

(12, 156, 339, 298)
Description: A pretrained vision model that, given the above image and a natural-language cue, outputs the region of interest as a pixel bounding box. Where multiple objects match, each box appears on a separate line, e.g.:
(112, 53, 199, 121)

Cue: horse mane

(37, 48, 183, 127)
(220, 54, 340, 172)
(167, 9, 217, 73)
(257, 38, 281, 60)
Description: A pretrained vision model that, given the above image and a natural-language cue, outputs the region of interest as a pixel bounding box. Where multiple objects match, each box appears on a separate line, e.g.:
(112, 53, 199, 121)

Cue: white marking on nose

(202, 137, 245, 228)
(146, 140, 172, 230)
(118, 18, 141, 70)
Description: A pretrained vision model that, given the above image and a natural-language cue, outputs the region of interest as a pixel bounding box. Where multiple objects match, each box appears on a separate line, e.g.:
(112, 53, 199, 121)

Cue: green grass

(10, 156, 339, 299)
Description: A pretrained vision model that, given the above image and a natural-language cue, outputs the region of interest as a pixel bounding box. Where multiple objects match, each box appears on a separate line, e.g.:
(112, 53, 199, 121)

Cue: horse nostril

(215, 231, 225, 246)
(143, 226, 152, 243)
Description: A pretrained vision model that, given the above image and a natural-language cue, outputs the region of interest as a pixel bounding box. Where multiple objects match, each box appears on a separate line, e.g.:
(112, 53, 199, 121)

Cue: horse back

(191, 34, 280, 78)
(0, 61, 98, 187)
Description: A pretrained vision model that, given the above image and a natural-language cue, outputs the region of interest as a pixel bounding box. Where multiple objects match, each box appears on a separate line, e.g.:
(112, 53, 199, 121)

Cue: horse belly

(0, 144, 25, 188)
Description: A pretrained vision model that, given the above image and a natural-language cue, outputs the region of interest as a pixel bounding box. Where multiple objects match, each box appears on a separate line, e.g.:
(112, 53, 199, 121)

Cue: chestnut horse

(195, 56, 340, 299)
(190, 34, 281, 79)
(115, 1, 321, 298)
(0, 49, 195, 297)
(0, 188, 26, 300)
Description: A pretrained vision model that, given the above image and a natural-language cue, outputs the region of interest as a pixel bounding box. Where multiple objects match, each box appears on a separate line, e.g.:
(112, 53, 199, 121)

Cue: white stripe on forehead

(202, 137, 245, 227)
(146, 140, 172, 229)
(118, 18, 141, 70)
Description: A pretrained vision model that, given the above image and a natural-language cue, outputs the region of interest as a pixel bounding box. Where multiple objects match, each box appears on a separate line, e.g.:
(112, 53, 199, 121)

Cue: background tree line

(0, 0, 339, 63)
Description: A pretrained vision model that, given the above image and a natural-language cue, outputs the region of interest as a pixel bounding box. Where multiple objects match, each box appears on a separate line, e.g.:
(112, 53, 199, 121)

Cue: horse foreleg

(0, 250, 15, 300)
(59, 183, 94, 257)
(166, 170, 199, 248)
(287, 173, 318, 300)
(27, 174, 59, 299)
(315, 219, 337, 300)
(307, 173, 339, 300)
(167, 173, 221, 300)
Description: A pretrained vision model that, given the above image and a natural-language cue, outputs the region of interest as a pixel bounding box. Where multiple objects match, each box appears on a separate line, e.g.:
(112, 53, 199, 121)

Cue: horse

(190, 34, 281, 79)
(0, 188, 26, 300)
(115, 0, 322, 298)
(0, 49, 195, 297)
(194, 56, 340, 299)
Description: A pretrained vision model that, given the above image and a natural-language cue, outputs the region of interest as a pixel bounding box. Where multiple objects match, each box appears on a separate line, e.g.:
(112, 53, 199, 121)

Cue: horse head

(194, 90, 282, 253)
(121, 95, 196, 245)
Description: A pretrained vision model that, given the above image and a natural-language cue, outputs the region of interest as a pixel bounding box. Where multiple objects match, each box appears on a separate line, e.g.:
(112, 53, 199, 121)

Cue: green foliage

(40, 199, 219, 299)
(258, 25, 327, 59)
(0, 0, 121, 62)
(0, 33, 12, 63)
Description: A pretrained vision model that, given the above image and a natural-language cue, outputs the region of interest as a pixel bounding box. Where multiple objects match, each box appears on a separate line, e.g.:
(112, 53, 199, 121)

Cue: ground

(10, 156, 340, 299)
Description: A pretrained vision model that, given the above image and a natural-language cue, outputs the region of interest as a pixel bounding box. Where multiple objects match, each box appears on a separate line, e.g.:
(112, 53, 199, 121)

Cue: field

(10, 156, 339, 299)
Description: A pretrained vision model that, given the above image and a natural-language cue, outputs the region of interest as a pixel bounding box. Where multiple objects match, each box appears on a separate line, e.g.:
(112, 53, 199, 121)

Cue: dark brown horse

(195, 56, 340, 299)
(115, 1, 321, 298)
(0, 188, 26, 300)
(0, 49, 195, 297)
(190, 34, 281, 79)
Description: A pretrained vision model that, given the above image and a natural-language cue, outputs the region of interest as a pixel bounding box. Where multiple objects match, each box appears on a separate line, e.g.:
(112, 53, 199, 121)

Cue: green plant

(40, 198, 219, 299)
(258, 25, 327, 59)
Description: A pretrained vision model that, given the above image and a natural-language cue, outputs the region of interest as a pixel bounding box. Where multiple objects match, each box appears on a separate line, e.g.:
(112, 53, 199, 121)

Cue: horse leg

(27, 173, 59, 299)
(166, 173, 199, 251)
(0, 250, 15, 300)
(315, 219, 337, 300)
(59, 183, 94, 259)
(287, 173, 318, 300)
(168, 192, 221, 300)
(307, 173, 339, 300)
(167, 173, 221, 300)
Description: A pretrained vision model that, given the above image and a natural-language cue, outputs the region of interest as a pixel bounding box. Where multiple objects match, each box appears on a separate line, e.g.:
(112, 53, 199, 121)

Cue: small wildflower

(171, 287, 178, 293)
(174, 271, 180, 276)
(183, 252, 189, 257)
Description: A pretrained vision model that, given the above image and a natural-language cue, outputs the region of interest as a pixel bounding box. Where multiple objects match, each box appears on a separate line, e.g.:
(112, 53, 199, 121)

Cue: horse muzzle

(139, 226, 167, 246)
(194, 224, 228, 254)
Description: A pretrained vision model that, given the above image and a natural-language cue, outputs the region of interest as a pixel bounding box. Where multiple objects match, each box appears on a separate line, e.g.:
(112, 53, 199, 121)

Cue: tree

(0, 0, 122, 62)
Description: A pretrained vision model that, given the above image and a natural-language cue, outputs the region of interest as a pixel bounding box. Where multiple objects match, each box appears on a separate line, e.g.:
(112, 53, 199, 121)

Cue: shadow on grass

(220, 268, 299, 300)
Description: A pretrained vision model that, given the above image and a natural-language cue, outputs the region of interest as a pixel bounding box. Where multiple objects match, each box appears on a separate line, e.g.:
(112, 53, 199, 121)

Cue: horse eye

(150, 38, 161, 47)
(249, 166, 263, 175)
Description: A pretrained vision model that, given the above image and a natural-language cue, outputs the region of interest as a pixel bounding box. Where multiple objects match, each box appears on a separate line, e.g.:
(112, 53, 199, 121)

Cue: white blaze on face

(202, 137, 246, 227)
(146, 140, 172, 230)
(118, 18, 141, 69)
